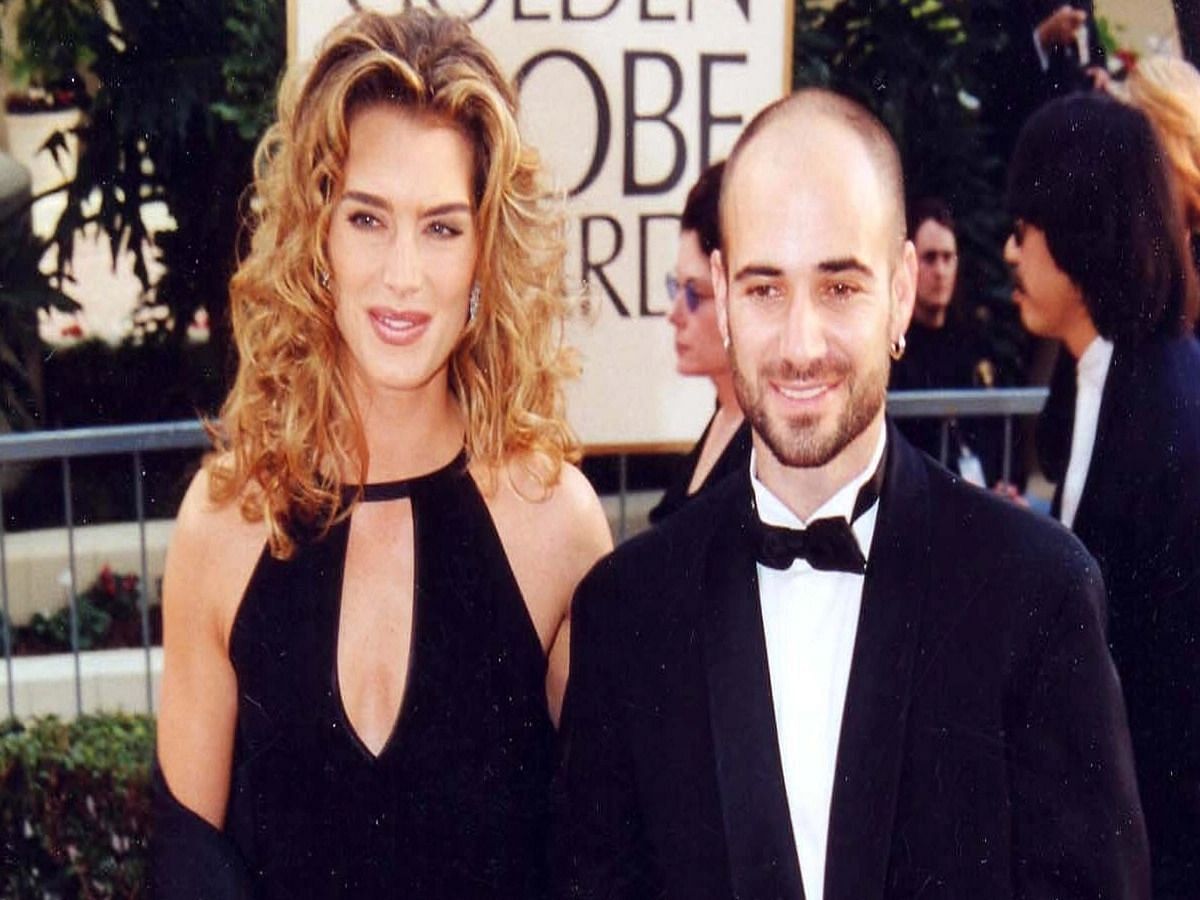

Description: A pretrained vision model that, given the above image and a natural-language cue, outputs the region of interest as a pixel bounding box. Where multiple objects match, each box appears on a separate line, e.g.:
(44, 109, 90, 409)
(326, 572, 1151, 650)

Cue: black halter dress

(220, 451, 555, 899)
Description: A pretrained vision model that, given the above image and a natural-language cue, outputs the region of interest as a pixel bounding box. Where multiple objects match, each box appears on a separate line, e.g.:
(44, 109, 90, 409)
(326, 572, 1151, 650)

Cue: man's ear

(890, 239, 917, 343)
(712, 249, 730, 349)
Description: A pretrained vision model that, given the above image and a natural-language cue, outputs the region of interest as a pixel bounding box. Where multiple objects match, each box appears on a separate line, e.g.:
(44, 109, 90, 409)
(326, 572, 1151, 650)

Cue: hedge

(0, 715, 154, 898)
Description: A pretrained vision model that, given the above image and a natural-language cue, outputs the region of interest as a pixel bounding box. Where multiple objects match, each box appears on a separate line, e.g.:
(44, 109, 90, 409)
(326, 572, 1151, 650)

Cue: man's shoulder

(619, 472, 742, 565)
(915, 447, 1096, 576)
(574, 474, 742, 620)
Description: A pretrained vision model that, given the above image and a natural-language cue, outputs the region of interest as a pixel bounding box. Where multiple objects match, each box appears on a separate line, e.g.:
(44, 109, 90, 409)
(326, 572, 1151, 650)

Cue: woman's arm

(156, 469, 266, 827)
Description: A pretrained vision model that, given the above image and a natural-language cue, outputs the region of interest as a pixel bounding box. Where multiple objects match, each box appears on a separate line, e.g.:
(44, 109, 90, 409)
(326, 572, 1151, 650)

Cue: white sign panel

(293, 0, 791, 448)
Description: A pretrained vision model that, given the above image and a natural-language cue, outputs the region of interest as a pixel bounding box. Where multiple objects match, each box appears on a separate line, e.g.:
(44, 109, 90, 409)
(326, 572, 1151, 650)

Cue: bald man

(550, 89, 1147, 900)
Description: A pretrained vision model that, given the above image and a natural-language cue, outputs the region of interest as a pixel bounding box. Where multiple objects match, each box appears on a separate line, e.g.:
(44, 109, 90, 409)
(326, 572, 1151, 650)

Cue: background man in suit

(1007, 92, 1200, 898)
(890, 197, 1007, 488)
(1023, 1, 1107, 96)
(981, 1, 1106, 165)
(551, 88, 1148, 900)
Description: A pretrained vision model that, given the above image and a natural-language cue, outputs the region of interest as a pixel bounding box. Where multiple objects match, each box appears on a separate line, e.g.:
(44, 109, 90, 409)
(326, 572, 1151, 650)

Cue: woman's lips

(368, 308, 430, 345)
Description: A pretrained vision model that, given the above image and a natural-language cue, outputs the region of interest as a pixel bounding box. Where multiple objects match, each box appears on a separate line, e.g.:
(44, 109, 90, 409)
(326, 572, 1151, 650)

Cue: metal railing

(0, 387, 1048, 721)
(0, 421, 208, 720)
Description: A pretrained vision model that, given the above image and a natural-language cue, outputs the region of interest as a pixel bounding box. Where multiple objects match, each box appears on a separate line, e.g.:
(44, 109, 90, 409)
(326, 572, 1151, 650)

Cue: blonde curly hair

(1118, 55, 1200, 230)
(208, 8, 578, 558)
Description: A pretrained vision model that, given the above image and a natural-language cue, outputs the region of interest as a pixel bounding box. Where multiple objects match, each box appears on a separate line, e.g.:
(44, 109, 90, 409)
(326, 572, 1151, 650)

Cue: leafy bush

(25, 595, 112, 653)
(793, 0, 1031, 384)
(0, 714, 154, 899)
(6, 567, 160, 657)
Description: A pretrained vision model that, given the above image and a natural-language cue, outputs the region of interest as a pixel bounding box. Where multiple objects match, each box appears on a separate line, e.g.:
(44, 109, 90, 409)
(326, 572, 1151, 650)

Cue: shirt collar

(1076, 336, 1114, 390)
(750, 425, 888, 530)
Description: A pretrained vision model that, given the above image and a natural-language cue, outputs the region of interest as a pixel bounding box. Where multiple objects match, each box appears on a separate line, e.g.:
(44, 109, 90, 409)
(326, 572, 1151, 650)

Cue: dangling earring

(319, 270, 330, 290)
(889, 334, 906, 361)
(468, 283, 481, 323)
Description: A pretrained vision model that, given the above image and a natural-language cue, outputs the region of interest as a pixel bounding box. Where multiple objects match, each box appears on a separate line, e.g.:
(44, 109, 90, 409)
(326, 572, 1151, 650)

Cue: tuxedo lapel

(701, 470, 807, 900)
(824, 428, 929, 900)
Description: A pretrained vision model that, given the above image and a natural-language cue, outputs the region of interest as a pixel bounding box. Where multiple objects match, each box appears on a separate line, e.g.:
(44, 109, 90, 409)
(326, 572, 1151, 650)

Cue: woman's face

(668, 229, 729, 378)
(328, 104, 479, 406)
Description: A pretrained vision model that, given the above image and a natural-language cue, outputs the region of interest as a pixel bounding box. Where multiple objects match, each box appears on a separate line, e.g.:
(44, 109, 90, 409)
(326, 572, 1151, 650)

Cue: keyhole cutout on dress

(336, 497, 416, 759)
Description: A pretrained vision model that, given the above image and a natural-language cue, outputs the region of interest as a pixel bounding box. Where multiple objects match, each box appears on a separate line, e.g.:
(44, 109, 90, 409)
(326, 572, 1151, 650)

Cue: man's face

(913, 218, 958, 326)
(714, 117, 915, 470)
(1003, 220, 1089, 342)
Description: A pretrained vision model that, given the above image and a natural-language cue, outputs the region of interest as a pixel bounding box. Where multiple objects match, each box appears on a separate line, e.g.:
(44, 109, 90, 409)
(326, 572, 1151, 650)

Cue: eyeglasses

(665, 273, 714, 313)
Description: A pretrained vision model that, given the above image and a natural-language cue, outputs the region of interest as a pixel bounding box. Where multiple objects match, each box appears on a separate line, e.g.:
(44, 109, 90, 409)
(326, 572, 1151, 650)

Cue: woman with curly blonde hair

(151, 9, 611, 898)
(1113, 55, 1200, 232)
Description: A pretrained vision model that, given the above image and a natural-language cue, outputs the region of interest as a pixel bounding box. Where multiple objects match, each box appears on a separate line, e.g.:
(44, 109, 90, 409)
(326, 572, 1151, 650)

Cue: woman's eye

(427, 221, 463, 238)
(348, 211, 380, 229)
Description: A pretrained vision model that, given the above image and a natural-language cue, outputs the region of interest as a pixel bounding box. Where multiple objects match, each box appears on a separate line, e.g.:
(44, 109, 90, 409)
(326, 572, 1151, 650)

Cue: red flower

(1116, 49, 1139, 73)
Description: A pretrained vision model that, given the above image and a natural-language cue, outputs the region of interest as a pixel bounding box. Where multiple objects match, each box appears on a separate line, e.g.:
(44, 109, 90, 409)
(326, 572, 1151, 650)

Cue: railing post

(1003, 416, 1014, 485)
(618, 453, 628, 542)
(133, 450, 154, 713)
(62, 458, 82, 717)
(0, 470, 14, 720)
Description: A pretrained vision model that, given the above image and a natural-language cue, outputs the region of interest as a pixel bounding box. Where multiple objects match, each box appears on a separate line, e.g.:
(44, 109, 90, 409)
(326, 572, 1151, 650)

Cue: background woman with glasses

(649, 161, 751, 524)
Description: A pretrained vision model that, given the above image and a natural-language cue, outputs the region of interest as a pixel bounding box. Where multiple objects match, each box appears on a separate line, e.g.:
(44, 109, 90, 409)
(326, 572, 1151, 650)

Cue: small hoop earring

(318, 270, 330, 290)
(889, 334, 906, 361)
(468, 283, 481, 323)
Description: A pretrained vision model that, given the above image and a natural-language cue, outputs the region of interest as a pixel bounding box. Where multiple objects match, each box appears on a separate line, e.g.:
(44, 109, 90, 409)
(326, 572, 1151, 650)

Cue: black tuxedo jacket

(1039, 336, 1200, 897)
(551, 427, 1148, 900)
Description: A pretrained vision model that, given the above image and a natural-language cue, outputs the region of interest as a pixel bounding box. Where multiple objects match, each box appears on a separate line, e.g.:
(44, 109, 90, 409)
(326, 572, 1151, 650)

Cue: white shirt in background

(1060, 336, 1113, 529)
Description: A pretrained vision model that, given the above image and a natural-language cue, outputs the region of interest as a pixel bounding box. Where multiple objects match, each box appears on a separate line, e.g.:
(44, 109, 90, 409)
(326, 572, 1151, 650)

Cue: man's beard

(730, 341, 887, 469)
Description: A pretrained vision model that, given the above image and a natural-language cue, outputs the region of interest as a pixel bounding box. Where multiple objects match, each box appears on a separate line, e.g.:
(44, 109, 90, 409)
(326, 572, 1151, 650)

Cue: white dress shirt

(1060, 336, 1113, 530)
(749, 427, 886, 900)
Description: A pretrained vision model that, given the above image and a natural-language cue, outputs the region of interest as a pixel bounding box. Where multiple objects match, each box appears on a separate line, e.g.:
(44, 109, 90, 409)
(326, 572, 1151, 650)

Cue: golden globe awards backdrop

(291, 1, 791, 448)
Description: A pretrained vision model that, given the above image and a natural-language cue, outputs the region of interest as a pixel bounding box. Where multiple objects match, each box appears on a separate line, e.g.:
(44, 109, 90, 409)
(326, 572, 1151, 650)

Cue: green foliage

(793, 0, 1029, 383)
(211, 0, 286, 142)
(26, 595, 112, 653)
(0, 714, 153, 898)
(0, 222, 79, 431)
(39, 337, 225, 427)
(7, 567, 154, 656)
(30, 0, 285, 360)
(4, 0, 96, 92)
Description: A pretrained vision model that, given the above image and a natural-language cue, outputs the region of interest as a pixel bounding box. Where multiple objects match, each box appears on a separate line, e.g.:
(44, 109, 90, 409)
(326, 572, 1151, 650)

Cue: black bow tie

(750, 448, 886, 574)
(754, 517, 866, 573)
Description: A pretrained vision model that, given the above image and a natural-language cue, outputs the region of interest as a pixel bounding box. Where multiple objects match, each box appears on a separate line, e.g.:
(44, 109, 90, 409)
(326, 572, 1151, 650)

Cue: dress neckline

(343, 449, 468, 503)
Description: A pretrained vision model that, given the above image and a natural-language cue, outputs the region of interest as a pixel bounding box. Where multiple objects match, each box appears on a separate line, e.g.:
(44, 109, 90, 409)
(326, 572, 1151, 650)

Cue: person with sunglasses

(649, 160, 751, 524)
(1007, 92, 1200, 897)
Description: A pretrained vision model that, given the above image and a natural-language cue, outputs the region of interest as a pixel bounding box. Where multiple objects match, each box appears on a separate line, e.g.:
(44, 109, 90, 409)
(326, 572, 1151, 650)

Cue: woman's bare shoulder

(478, 457, 612, 619)
(167, 465, 269, 643)
(488, 458, 611, 554)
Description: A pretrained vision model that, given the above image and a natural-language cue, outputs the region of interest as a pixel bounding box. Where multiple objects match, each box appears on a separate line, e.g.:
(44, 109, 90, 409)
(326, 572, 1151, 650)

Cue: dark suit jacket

(1016, 0, 1104, 98)
(1039, 336, 1200, 898)
(980, 0, 1105, 162)
(552, 427, 1148, 900)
